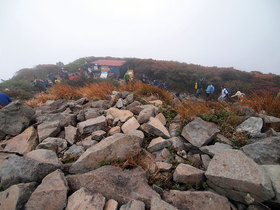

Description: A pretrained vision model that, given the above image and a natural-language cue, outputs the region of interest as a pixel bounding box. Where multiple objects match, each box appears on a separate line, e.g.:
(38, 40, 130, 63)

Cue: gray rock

(36, 99, 68, 114)
(109, 126, 121, 136)
(236, 117, 263, 135)
(168, 136, 185, 151)
(200, 142, 232, 157)
(91, 100, 110, 109)
(169, 122, 181, 137)
(205, 149, 275, 203)
(106, 108, 133, 123)
(263, 165, 280, 203)
(26, 149, 62, 167)
(36, 113, 77, 127)
(181, 118, 220, 147)
(69, 133, 142, 173)
(63, 145, 85, 159)
(116, 98, 124, 108)
(120, 91, 131, 99)
(137, 106, 157, 124)
(216, 134, 233, 145)
(0, 154, 60, 189)
(147, 117, 170, 138)
(258, 114, 280, 123)
(65, 125, 77, 145)
(124, 94, 134, 105)
(81, 139, 98, 150)
(155, 162, 172, 172)
(173, 163, 205, 185)
(65, 187, 105, 210)
(120, 200, 145, 210)
(0, 101, 35, 136)
(4, 126, 38, 155)
(155, 113, 166, 126)
(163, 190, 232, 210)
(77, 116, 106, 134)
(37, 137, 67, 153)
(0, 182, 37, 210)
(201, 154, 211, 170)
(38, 120, 61, 142)
(67, 166, 160, 208)
(25, 169, 68, 210)
(91, 130, 106, 141)
(151, 196, 178, 210)
(241, 136, 280, 165)
(147, 137, 171, 152)
(85, 108, 103, 120)
(121, 117, 140, 134)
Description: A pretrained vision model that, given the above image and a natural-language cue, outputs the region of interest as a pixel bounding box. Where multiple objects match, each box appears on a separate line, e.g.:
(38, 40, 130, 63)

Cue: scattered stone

(163, 190, 232, 210)
(63, 145, 85, 159)
(169, 122, 181, 137)
(140, 123, 149, 134)
(4, 126, 38, 155)
(151, 196, 178, 210)
(65, 125, 77, 145)
(77, 116, 106, 134)
(120, 91, 130, 99)
(121, 117, 140, 134)
(263, 165, 280, 203)
(258, 114, 280, 123)
(168, 136, 185, 151)
(120, 200, 145, 210)
(67, 166, 160, 208)
(116, 98, 124, 108)
(181, 118, 219, 147)
(0, 182, 37, 210)
(106, 107, 133, 123)
(241, 136, 280, 165)
(205, 149, 275, 203)
(148, 100, 163, 106)
(65, 187, 105, 210)
(155, 113, 166, 125)
(216, 134, 233, 146)
(0, 154, 60, 189)
(26, 149, 62, 167)
(127, 130, 144, 143)
(104, 199, 118, 210)
(37, 137, 67, 153)
(137, 149, 157, 174)
(148, 137, 171, 152)
(36, 113, 77, 127)
(186, 153, 202, 168)
(126, 101, 142, 113)
(38, 120, 61, 142)
(173, 163, 205, 185)
(124, 94, 134, 105)
(77, 110, 85, 122)
(200, 142, 232, 157)
(91, 100, 110, 109)
(25, 169, 68, 210)
(91, 130, 106, 141)
(236, 117, 263, 135)
(85, 108, 102, 120)
(81, 138, 97, 150)
(137, 106, 157, 124)
(147, 117, 170, 138)
(106, 114, 114, 126)
(0, 101, 35, 136)
(69, 134, 142, 173)
(156, 162, 172, 172)
(201, 154, 211, 170)
(155, 148, 171, 162)
(109, 126, 121, 136)
(37, 99, 68, 114)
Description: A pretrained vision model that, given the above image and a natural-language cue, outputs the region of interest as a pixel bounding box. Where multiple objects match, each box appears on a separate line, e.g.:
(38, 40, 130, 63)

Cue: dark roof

(92, 59, 126, 67)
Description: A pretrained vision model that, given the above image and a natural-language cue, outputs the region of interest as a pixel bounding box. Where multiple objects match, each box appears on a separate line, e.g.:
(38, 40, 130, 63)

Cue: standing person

(206, 83, 215, 101)
(195, 78, 204, 97)
(231, 91, 245, 101)
(218, 86, 229, 103)
(0, 93, 12, 107)
(124, 73, 130, 83)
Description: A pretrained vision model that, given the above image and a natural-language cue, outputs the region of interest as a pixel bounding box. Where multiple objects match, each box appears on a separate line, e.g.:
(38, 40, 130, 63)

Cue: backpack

(226, 88, 231, 95)
(210, 85, 215, 93)
(195, 82, 198, 90)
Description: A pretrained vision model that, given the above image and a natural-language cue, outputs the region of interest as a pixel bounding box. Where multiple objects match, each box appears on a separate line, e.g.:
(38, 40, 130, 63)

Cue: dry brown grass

(25, 93, 57, 107)
(49, 84, 80, 100)
(120, 81, 173, 105)
(177, 101, 212, 119)
(242, 90, 280, 118)
(79, 82, 114, 100)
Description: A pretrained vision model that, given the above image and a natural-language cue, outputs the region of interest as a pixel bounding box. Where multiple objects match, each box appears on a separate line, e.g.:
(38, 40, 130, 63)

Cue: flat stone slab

(38, 121, 61, 142)
(173, 163, 205, 184)
(147, 117, 170, 138)
(77, 116, 106, 134)
(200, 142, 232, 157)
(106, 107, 133, 123)
(236, 117, 263, 135)
(155, 162, 172, 172)
(147, 137, 171, 152)
(121, 117, 140, 134)
(205, 149, 275, 203)
(181, 118, 219, 147)
(263, 165, 280, 203)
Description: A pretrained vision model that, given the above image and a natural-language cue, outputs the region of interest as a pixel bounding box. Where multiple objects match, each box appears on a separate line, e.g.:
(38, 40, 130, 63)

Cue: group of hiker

(195, 78, 245, 102)
(140, 74, 168, 89)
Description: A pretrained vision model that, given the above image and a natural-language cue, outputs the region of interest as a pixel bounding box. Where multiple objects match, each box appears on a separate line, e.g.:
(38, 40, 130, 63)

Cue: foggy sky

(0, 0, 280, 81)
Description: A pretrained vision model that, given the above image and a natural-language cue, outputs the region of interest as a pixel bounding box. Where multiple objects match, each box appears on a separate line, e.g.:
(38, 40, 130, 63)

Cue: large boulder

(36, 113, 77, 127)
(163, 190, 232, 210)
(205, 149, 275, 203)
(241, 136, 280, 165)
(236, 117, 263, 135)
(37, 137, 67, 153)
(0, 154, 60, 189)
(37, 120, 61, 142)
(65, 187, 105, 210)
(77, 116, 106, 134)
(200, 142, 232, 157)
(0, 182, 37, 210)
(146, 117, 170, 138)
(181, 118, 219, 147)
(263, 165, 280, 203)
(4, 126, 38, 155)
(69, 133, 142, 174)
(173, 163, 205, 185)
(66, 166, 160, 208)
(25, 169, 68, 210)
(0, 101, 35, 136)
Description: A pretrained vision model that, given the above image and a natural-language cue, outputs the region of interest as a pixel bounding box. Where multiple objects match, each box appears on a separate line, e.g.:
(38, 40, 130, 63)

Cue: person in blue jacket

(0, 93, 12, 106)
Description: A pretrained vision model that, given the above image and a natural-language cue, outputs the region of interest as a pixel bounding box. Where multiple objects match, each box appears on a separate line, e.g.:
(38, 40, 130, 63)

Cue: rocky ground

(0, 91, 279, 210)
